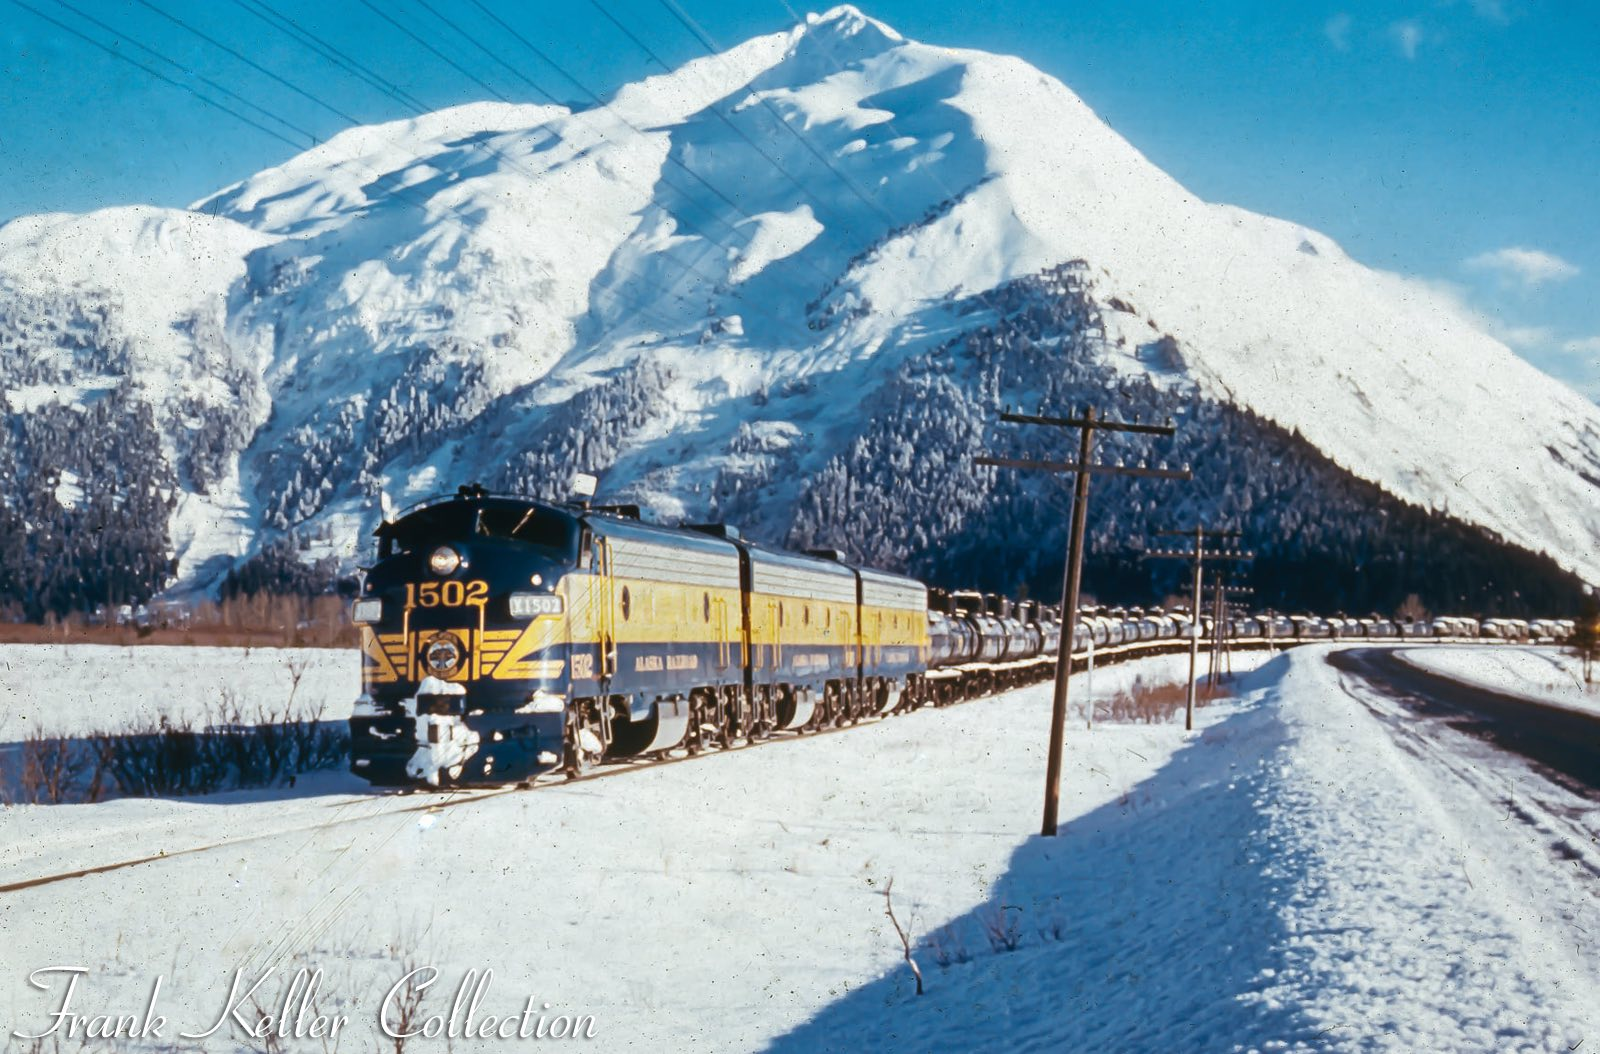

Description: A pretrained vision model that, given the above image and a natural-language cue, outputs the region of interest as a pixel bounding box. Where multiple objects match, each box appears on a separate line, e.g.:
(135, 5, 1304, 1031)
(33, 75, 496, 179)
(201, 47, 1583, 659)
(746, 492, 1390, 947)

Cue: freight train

(348, 485, 1575, 787)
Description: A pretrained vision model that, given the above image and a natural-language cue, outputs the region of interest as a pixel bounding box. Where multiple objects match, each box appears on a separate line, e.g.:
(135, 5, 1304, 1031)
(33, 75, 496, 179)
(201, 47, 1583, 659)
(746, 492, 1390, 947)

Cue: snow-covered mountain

(2, 6, 1597, 616)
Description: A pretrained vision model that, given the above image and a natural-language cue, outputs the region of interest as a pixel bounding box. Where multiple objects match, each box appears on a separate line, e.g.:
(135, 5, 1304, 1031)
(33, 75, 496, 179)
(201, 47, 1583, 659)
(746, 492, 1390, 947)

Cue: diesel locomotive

(349, 485, 927, 785)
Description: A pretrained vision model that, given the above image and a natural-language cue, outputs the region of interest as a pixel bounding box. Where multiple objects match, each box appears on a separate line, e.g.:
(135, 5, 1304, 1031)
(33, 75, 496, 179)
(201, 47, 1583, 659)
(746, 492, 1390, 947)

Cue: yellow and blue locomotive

(349, 485, 928, 785)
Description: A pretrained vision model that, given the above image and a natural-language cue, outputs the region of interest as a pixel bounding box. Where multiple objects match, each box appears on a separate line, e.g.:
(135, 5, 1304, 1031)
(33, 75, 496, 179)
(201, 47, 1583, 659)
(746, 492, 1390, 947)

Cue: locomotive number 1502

(406, 580, 490, 608)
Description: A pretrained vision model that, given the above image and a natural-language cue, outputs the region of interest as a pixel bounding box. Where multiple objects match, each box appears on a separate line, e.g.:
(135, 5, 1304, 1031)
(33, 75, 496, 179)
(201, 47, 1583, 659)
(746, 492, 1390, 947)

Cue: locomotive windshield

(377, 499, 580, 559)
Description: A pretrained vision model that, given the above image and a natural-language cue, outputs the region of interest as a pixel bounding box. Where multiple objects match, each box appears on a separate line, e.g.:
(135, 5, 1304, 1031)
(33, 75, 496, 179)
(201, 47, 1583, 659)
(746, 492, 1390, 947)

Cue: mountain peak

(801, 5, 903, 45)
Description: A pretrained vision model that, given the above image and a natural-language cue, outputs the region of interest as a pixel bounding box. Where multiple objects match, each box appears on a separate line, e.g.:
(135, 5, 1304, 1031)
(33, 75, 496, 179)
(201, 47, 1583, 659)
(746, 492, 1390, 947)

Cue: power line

(428, 0, 746, 239)
(588, 0, 849, 229)
(414, 0, 563, 106)
(34, 0, 693, 335)
(352, 0, 511, 105)
(226, 0, 433, 114)
(588, 0, 671, 73)
(129, 0, 366, 126)
(385, 0, 845, 332)
(5, 0, 306, 152)
(149, 0, 714, 333)
(239, 0, 795, 331)
(771, 0, 1014, 320)
(456, 0, 840, 291)
(31, 0, 794, 338)
(463, 1, 736, 227)
(50, 0, 318, 147)
(655, 0, 897, 227)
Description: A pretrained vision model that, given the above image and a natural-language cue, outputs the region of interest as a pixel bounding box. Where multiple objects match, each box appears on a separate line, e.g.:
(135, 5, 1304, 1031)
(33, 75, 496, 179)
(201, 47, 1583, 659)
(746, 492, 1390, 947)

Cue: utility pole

(1207, 576, 1255, 690)
(1209, 576, 1225, 688)
(1145, 528, 1251, 731)
(1216, 582, 1254, 683)
(978, 406, 1190, 837)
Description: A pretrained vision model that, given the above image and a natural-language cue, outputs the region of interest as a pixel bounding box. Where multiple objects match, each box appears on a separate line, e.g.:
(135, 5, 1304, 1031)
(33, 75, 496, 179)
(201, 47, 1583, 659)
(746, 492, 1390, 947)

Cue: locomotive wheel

(686, 692, 708, 755)
(687, 690, 729, 754)
(730, 687, 753, 745)
(704, 690, 731, 750)
(714, 692, 734, 749)
(753, 687, 775, 740)
(563, 707, 605, 779)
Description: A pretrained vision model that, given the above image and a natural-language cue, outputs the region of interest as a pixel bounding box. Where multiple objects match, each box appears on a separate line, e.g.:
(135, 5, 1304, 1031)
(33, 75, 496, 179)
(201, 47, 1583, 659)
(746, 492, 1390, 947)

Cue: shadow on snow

(767, 656, 1323, 1052)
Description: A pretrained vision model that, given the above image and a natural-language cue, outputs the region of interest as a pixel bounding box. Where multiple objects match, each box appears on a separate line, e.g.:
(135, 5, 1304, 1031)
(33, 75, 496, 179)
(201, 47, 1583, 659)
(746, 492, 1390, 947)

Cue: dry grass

(1094, 674, 1235, 725)
(0, 595, 355, 648)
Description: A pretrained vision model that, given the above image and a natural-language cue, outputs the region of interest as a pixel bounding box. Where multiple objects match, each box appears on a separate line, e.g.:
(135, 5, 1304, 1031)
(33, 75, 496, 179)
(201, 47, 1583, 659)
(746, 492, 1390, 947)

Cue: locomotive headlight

(424, 637, 463, 675)
(429, 545, 462, 576)
(351, 598, 383, 624)
(509, 593, 564, 619)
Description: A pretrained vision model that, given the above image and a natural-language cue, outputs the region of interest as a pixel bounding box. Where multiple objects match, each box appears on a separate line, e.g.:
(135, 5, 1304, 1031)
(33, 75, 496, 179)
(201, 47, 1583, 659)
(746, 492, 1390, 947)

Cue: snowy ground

(1396, 645, 1600, 719)
(1, 644, 1595, 1052)
(0, 644, 355, 738)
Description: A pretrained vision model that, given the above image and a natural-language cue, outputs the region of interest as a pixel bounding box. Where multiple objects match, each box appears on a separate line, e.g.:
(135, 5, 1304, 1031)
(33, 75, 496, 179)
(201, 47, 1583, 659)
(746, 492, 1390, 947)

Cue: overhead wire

(352, 0, 513, 105)
(654, 0, 899, 227)
(450, 0, 839, 288)
(589, 0, 856, 232)
(221, 0, 730, 331)
(5, 0, 307, 152)
(239, 0, 744, 307)
(18, 0, 692, 335)
(336, 0, 803, 334)
(128, 0, 367, 126)
(226, 0, 434, 114)
(300, 0, 823, 334)
(23, 0, 826, 337)
(49, 0, 320, 147)
(769, 0, 1012, 321)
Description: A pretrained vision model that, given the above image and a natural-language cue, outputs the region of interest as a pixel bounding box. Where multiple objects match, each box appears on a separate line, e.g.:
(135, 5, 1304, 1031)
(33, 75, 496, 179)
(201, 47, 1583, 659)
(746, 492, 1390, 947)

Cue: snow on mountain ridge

(0, 7, 1596, 600)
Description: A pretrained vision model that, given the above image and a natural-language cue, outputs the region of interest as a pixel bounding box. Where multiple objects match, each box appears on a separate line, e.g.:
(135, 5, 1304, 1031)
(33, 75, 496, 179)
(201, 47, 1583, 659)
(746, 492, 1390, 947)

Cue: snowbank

(1396, 645, 1600, 720)
(775, 646, 1597, 1051)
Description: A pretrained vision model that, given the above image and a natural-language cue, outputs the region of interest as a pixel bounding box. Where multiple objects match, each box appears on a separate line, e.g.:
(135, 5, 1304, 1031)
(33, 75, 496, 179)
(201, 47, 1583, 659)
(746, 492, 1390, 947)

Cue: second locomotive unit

(349, 485, 927, 785)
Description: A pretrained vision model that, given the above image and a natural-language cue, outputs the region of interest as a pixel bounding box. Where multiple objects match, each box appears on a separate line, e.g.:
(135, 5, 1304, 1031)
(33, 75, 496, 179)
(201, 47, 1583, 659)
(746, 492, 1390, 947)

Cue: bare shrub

(1102, 676, 1193, 724)
(91, 713, 224, 797)
(19, 732, 88, 804)
(880, 878, 924, 996)
(45, 688, 349, 803)
(927, 923, 972, 968)
(385, 955, 433, 1054)
(1037, 914, 1068, 943)
(245, 994, 287, 1054)
(979, 904, 1023, 953)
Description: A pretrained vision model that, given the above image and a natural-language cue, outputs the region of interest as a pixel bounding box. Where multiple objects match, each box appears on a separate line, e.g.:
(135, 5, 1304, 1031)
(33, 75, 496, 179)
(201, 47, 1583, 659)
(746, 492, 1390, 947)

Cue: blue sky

(2, 0, 1596, 396)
